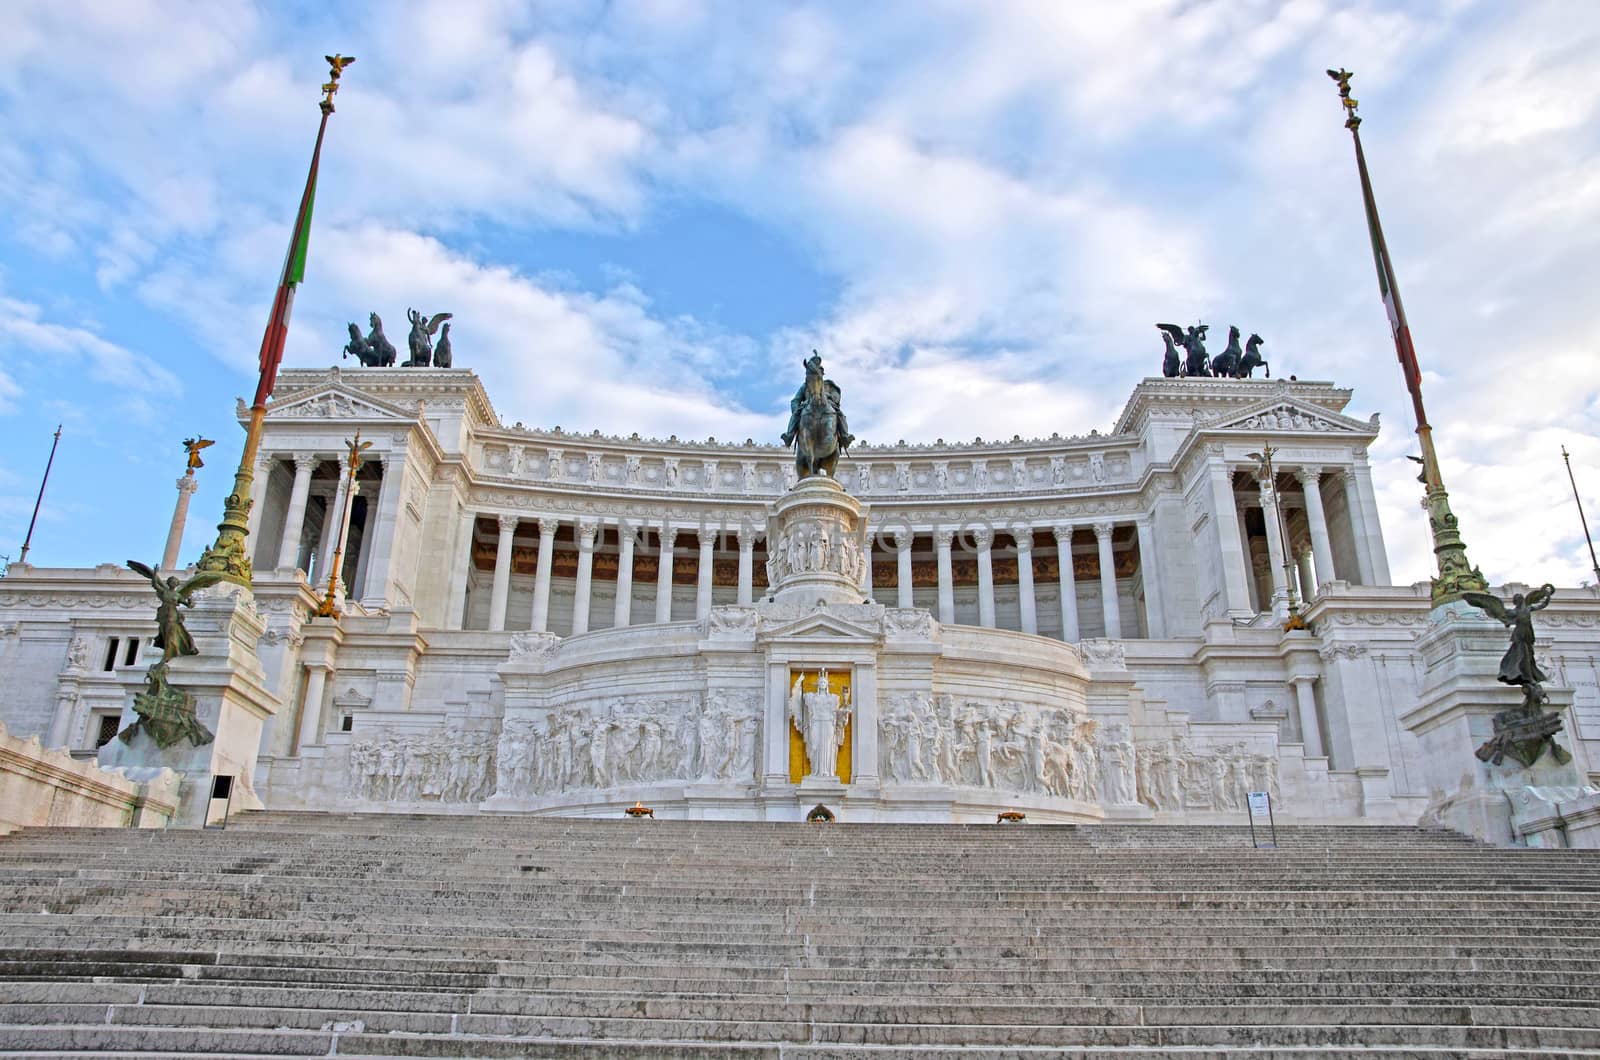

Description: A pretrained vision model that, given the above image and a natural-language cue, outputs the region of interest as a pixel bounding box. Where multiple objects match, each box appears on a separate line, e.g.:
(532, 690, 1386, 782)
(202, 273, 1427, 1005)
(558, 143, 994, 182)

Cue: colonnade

(1212, 461, 1388, 619)
(454, 513, 1156, 642)
(254, 451, 394, 601)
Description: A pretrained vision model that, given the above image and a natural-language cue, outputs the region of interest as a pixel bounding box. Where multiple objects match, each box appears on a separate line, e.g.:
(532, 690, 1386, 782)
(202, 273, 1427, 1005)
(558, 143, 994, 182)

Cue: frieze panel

(495, 692, 760, 797)
(347, 729, 496, 804)
(1134, 736, 1280, 812)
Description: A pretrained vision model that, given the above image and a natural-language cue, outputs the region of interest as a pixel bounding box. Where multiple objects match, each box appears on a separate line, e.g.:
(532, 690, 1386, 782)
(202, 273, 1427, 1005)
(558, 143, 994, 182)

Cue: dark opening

(210, 775, 234, 800)
(102, 638, 120, 672)
(94, 714, 121, 748)
(806, 804, 836, 823)
(123, 638, 139, 666)
(341, 715, 354, 732)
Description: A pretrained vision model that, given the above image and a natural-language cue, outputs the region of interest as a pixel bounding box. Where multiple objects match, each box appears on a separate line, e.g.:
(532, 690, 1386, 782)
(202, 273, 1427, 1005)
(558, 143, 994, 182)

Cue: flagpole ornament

(197, 53, 352, 588)
(1328, 67, 1487, 608)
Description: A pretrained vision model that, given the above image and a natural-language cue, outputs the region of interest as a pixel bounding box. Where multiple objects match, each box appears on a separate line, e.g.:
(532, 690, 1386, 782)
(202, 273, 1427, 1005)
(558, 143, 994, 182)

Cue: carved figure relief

(1133, 737, 1279, 813)
(546, 449, 565, 482)
(347, 729, 496, 804)
(492, 692, 761, 797)
(1011, 457, 1027, 491)
(878, 694, 1108, 802)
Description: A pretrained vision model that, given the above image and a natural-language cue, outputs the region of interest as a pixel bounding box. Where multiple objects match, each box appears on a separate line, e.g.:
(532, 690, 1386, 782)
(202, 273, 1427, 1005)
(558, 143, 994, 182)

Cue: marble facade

(2, 367, 1598, 831)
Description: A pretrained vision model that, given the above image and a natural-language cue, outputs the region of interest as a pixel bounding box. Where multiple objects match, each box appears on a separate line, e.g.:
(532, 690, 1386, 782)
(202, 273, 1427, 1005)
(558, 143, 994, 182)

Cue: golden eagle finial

(1326, 67, 1360, 129)
(321, 54, 356, 110)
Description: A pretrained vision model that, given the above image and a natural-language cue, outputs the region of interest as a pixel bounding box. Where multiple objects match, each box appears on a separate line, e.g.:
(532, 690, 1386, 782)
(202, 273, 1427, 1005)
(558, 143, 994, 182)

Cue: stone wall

(0, 721, 178, 834)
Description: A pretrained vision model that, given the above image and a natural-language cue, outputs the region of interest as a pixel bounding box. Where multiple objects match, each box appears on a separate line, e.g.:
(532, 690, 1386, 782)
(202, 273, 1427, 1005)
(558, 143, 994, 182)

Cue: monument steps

(2, 813, 1599, 1056)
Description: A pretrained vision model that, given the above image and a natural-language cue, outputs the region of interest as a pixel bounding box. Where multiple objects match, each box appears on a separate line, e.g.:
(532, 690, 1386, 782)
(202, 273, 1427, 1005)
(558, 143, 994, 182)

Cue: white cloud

(0, 294, 181, 402)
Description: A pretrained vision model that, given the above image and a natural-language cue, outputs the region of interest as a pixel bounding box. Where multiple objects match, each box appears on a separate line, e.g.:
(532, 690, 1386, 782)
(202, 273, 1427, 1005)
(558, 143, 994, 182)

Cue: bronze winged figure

(126, 560, 226, 664)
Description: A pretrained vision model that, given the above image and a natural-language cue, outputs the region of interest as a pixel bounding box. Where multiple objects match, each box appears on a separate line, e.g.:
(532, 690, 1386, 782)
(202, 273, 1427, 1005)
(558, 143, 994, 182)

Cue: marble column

(655, 526, 678, 623)
(1296, 467, 1337, 592)
(735, 529, 754, 606)
(1094, 522, 1121, 639)
(530, 518, 558, 633)
(1259, 478, 1290, 618)
(276, 453, 317, 571)
(934, 530, 955, 624)
(488, 515, 518, 632)
(352, 477, 381, 596)
(763, 661, 790, 787)
(315, 474, 352, 583)
(1237, 497, 1259, 612)
(1295, 545, 1317, 606)
(296, 663, 330, 752)
(975, 529, 996, 628)
(1206, 456, 1253, 614)
(359, 453, 402, 606)
(1014, 530, 1038, 636)
(1292, 677, 1325, 758)
(614, 525, 636, 628)
(446, 508, 476, 630)
(695, 532, 715, 620)
(1134, 517, 1166, 639)
(245, 453, 273, 540)
(895, 532, 914, 609)
(1337, 469, 1376, 585)
(1352, 458, 1391, 583)
(860, 531, 874, 595)
(1053, 526, 1080, 642)
(162, 473, 198, 572)
(571, 521, 598, 635)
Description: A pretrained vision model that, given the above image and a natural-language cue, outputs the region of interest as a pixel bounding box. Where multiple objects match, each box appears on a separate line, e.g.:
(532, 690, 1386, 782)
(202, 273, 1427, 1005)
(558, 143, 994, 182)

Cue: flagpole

(1327, 69, 1487, 607)
(197, 54, 353, 588)
(1563, 446, 1600, 586)
(17, 424, 62, 566)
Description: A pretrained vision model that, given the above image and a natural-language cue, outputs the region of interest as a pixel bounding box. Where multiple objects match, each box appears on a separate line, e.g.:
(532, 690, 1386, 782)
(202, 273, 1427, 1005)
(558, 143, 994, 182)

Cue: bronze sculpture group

(781, 351, 853, 479)
(1463, 585, 1570, 768)
(1158, 323, 1269, 379)
(343, 309, 453, 368)
(120, 561, 223, 748)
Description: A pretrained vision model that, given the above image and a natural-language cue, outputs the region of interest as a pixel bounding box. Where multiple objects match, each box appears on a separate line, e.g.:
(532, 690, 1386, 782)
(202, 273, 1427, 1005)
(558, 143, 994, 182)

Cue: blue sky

(2, 0, 1598, 588)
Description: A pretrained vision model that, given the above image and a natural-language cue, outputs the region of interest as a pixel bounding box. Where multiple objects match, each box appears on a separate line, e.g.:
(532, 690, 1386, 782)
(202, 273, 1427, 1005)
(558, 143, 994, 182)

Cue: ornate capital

(933, 529, 955, 549)
(537, 517, 560, 538)
(893, 529, 915, 551)
(497, 514, 520, 535)
(577, 521, 599, 549)
(292, 452, 319, 473)
(175, 475, 199, 495)
(1093, 522, 1114, 541)
(660, 525, 678, 547)
(1052, 525, 1075, 545)
(1012, 529, 1032, 553)
(972, 528, 993, 550)
(1294, 465, 1324, 486)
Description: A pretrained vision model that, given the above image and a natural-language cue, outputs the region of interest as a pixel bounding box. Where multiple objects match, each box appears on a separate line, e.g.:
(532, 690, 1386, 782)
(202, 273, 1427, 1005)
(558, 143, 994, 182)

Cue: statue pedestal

(766, 477, 869, 609)
(1402, 600, 1587, 845)
(99, 585, 281, 828)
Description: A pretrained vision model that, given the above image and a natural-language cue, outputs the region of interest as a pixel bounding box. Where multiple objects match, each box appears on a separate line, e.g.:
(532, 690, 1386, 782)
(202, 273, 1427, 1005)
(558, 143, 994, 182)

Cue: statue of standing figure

(120, 560, 224, 748)
(782, 351, 854, 480)
(1463, 584, 1570, 767)
(789, 671, 851, 779)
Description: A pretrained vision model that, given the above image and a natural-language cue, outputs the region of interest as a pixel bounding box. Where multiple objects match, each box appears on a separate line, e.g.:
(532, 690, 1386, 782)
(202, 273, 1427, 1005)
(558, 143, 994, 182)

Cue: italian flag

(1356, 137, 1429, 430)
(253, 117, 326, 407)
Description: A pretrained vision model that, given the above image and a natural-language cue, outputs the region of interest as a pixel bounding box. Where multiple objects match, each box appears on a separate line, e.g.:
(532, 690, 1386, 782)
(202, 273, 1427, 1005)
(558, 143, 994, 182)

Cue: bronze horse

(782, 353, 849, 479)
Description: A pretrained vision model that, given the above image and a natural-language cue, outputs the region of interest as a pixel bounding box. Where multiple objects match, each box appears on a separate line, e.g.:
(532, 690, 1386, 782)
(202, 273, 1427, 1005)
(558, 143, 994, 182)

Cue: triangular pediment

(1203, 396, 1374, 436)
(264, 384, 415, 422)
(757, 607, 884, 644)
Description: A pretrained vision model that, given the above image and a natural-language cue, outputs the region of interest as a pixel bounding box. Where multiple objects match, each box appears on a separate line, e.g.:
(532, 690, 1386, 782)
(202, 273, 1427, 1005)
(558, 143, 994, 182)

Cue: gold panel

(787, 668, 852, 784)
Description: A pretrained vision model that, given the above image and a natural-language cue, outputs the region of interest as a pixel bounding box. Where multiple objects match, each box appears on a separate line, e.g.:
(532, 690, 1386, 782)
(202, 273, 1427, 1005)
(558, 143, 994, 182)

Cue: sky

(1, 0, 1598, 589)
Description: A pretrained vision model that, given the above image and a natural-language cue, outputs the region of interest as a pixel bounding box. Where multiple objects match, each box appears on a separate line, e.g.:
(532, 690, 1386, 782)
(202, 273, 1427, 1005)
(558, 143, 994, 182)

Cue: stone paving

(1, 812, 1598, 1056)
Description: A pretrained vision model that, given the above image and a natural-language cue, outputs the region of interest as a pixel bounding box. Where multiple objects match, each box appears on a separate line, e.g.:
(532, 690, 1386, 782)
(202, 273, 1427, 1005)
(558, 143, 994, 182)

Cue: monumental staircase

(1, 813, 1599, 1057)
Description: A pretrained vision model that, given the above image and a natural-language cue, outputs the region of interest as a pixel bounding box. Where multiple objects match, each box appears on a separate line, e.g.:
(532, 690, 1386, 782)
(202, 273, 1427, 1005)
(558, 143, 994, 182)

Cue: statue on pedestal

(788, 671, 851, 780)
(1463, 584, 1569, 767)
(781, 351, 853, 479)
(120, 561, 222, 749)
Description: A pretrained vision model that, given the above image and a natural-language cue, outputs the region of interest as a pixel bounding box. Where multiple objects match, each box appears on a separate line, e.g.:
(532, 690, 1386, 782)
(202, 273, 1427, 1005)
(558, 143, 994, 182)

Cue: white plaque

(1247, 791, 1272, 818)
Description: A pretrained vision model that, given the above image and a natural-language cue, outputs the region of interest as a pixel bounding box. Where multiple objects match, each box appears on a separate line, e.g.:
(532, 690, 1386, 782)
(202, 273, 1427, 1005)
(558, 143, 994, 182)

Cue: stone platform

(2, 811, 1599, 1056)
